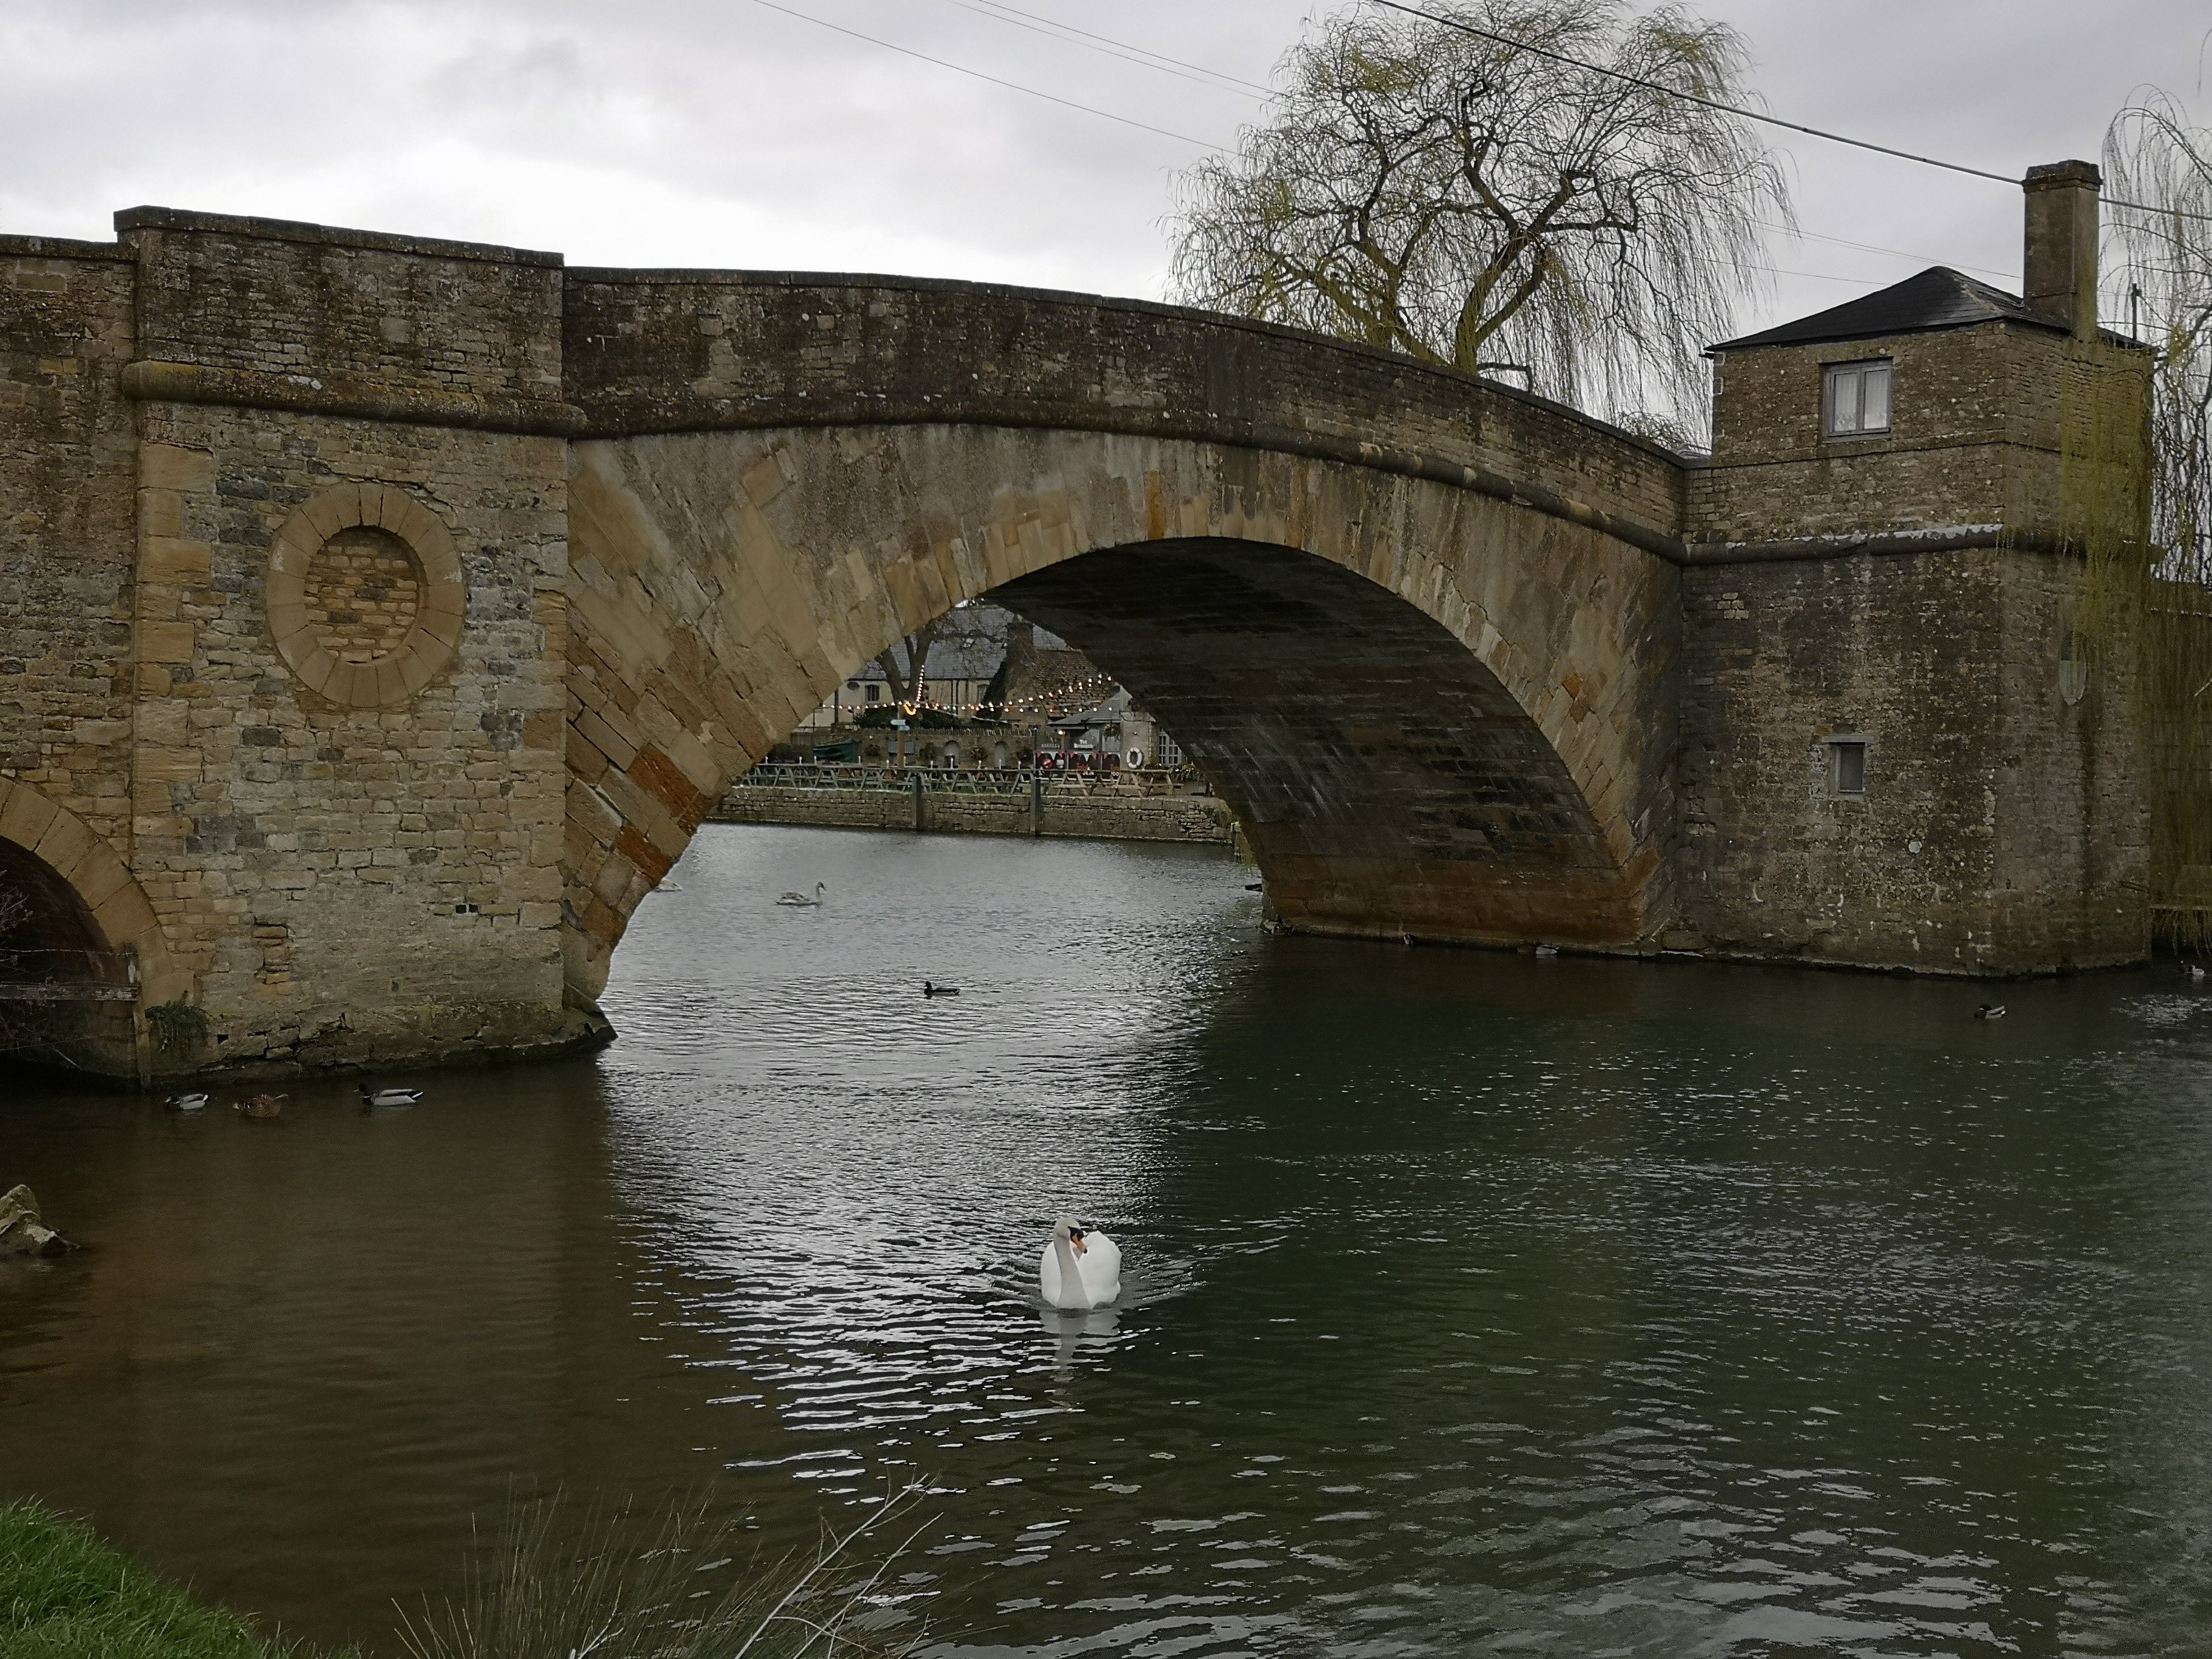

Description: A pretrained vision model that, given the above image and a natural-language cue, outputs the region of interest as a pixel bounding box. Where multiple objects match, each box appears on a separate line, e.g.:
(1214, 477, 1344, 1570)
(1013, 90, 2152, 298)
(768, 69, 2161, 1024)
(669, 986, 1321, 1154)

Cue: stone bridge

(0, 199, 2148, 1078)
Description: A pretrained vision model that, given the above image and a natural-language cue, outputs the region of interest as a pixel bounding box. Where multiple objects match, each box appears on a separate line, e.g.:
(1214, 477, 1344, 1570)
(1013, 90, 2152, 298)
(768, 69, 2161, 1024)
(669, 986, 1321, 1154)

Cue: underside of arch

(996, 540, 1637, 943)
(0, 780, 182, 1075)
(560, 425, 1676, 1002)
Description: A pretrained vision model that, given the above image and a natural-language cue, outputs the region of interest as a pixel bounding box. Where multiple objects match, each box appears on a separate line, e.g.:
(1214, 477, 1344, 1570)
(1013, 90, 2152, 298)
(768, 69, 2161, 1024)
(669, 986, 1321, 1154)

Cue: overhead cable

(1366, 0, 2016, 184)
(933, 0, 1272, 98)
(1366, 0, 2212, 223)
(747, 0, 1216, 147)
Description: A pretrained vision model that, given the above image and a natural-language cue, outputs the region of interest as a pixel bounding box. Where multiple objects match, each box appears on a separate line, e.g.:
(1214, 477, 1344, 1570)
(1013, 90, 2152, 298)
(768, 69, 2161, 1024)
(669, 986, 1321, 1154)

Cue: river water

(4, 826, 2211, 1657)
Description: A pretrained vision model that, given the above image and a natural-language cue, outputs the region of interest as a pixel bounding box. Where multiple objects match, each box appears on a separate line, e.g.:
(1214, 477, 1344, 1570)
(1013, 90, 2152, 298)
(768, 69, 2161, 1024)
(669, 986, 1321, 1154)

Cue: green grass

(0, 1502, 328, 1659)
(0, 1495, 927, 1659)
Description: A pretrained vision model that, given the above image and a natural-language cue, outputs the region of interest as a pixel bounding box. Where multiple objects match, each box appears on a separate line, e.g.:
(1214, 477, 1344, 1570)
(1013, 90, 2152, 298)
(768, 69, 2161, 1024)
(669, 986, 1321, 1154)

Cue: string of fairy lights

(837, 667, 1121, 723)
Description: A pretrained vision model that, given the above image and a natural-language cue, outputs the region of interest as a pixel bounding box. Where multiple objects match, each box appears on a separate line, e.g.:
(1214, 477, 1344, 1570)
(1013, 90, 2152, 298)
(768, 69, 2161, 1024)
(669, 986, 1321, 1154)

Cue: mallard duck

(163, 1092, 210, 1113)
(776, 882, 826, 907)
(923, 980, 959, 997)
(358, 1085, 422, 1108)
(1976, 1004, 2006, 1021)
(235, 1093, 287, 1119)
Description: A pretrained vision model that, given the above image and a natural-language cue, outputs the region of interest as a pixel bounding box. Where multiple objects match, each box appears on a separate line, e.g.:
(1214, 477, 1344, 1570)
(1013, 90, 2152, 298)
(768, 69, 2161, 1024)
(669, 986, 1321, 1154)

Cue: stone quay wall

(710, 780, 1235, 844)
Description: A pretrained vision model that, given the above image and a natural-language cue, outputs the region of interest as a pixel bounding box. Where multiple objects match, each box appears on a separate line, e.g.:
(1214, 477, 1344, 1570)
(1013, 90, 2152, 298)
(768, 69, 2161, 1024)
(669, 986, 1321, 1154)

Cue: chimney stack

(2023, 160, 2101, 340)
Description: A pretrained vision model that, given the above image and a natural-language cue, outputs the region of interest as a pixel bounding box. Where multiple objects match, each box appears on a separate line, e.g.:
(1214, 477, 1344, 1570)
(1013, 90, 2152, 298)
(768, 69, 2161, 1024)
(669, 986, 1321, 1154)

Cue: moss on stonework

(0, 1502, 342, 1659)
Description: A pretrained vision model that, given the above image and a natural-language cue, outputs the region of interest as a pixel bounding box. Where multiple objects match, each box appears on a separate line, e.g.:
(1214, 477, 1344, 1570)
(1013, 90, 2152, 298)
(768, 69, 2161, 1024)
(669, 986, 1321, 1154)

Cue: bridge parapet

(563, 269, 1687, 555)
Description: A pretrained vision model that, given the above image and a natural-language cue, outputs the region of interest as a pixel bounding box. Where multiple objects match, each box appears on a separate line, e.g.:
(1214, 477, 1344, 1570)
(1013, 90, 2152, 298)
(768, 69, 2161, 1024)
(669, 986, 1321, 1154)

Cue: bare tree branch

(1167, 0, 1791, 441)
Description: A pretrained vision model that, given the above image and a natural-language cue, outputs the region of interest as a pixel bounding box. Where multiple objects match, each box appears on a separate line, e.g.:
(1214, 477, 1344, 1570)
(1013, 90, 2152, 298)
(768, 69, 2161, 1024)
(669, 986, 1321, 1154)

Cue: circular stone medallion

(266, 483, 464, 708)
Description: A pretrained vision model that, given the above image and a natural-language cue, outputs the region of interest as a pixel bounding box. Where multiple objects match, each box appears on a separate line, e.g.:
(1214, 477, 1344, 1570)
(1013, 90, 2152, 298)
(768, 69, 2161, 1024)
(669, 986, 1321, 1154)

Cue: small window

(1827, 738, 1869, 796)
(865, 683, 880, 702)
(1825, 360, 1892, 437)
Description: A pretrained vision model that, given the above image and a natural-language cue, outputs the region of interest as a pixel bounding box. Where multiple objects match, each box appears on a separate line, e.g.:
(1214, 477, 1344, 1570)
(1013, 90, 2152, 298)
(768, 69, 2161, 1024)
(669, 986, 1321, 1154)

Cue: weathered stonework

(0, 200, 2155, 1079)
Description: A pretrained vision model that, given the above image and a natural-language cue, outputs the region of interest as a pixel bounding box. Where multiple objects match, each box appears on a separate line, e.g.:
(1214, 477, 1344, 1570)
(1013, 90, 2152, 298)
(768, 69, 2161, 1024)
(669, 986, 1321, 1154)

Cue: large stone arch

(561, 424, 1680, 1001)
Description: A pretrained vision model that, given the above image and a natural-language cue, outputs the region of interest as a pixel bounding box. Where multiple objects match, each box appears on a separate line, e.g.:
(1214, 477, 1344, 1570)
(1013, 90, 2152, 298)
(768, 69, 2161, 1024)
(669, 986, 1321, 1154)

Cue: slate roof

(1708, 266, 2062, 354)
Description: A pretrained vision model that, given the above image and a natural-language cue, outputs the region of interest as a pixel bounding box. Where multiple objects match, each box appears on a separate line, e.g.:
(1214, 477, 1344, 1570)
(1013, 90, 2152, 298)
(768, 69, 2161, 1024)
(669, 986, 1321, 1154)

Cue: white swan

(1039, 1216, 1121, 1310)
(776, 882, 826, 907)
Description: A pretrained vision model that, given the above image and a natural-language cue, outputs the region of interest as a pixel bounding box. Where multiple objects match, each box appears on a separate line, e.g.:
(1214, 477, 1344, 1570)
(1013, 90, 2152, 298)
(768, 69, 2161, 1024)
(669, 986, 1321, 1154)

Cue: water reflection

(2, 825, 2210, 1656)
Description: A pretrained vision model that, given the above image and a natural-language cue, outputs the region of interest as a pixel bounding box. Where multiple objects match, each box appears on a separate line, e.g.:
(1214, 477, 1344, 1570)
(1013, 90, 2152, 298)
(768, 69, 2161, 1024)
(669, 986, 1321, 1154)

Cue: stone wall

(711, 781, 1235, 843)
(0, 238, 139, 859)
(560, 269, 1686, 546)
(1676, 550, 2143, 972)
(102, 213, 585, 1072)
(122, 405, 578, 1069)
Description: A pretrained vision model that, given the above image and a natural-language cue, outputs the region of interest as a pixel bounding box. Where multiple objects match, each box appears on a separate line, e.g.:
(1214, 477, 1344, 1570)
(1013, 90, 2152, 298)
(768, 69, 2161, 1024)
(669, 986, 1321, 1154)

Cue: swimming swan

(777, 882, 826, 907)
(1039, 1216, 1121, 1311)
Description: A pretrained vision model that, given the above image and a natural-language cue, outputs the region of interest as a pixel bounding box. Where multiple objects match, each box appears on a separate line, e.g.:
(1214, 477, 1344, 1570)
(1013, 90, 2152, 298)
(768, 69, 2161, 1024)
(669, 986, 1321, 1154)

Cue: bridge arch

(0, 779, 187, 1070)
(561, 423, 1680, 1001)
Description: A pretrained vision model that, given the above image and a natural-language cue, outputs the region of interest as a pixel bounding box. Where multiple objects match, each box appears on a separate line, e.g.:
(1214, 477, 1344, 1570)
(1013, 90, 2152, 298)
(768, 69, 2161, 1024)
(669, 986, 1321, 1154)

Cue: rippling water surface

(5, 825, 2212, 1655)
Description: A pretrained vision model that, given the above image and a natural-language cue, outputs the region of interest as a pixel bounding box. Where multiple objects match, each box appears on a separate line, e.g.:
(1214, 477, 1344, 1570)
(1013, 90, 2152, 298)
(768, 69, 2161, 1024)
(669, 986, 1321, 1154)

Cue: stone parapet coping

(120, 361, 586, 437)
(0, 234, 135, 261)
(113, 206, 563, 267)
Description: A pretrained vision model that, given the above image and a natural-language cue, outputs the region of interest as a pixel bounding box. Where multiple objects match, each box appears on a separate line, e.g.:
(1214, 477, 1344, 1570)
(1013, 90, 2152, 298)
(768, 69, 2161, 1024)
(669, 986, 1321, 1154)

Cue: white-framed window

(864, 683, 880, 703)
(1824, 735, 1870, 797)
(1824, 359, 1893, 437)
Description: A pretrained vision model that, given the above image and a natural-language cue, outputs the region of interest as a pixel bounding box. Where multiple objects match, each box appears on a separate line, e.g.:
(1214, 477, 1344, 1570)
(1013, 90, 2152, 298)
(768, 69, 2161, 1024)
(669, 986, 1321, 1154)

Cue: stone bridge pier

(0, 183, 2150, 1079)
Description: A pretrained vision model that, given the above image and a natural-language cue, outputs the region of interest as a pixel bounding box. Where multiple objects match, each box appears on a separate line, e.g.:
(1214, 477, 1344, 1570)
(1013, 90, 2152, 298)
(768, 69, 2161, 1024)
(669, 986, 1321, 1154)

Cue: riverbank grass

(0, 1501, 320, 1659)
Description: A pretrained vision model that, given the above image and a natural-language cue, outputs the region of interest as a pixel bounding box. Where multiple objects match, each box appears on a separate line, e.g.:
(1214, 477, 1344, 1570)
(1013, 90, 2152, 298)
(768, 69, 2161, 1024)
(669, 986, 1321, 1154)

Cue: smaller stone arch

(266, 481, 466, 707)
(0, 782, 188, 1073)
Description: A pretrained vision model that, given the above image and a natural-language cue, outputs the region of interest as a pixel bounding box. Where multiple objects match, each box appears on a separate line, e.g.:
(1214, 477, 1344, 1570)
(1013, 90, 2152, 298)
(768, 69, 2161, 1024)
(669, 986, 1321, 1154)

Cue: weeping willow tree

(2104, 93, 2212, 946)
(1165, 0, 1789, 440)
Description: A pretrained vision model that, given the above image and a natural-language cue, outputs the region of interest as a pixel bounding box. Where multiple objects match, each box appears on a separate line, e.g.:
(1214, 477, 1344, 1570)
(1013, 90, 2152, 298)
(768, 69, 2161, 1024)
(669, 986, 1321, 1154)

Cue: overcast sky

(4, 0, 2206, 340)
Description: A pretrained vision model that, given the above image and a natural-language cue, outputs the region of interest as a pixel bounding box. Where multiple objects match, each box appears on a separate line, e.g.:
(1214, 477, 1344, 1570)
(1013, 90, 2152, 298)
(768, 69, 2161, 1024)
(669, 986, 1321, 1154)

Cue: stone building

(1681, 161, 2150, 970)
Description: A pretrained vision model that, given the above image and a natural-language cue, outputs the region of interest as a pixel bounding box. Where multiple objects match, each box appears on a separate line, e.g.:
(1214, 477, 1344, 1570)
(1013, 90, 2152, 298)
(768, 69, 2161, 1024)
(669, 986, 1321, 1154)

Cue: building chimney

(2023, 160, 2101, 340)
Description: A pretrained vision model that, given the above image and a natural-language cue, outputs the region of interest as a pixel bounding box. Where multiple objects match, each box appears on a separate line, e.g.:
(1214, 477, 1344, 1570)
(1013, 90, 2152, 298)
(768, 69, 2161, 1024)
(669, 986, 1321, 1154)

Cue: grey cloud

(2, 0, 2205, 333)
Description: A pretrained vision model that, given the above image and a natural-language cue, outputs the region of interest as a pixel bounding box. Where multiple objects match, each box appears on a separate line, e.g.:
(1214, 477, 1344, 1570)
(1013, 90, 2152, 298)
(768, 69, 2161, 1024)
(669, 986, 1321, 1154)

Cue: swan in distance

(1039, 1216, 1121, 1311)
(777, 882, 826, 907)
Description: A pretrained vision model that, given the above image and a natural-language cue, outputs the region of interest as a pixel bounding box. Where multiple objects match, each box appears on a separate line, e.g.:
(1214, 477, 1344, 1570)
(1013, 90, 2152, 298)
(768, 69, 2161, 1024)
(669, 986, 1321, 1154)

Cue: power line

(1760, 220, 2013, 283)
(1366, 0, 2017, 184)
(1367, 0, 2212, 224)
(932, 0, 1273, 98)
(747, 0, 1217, 148)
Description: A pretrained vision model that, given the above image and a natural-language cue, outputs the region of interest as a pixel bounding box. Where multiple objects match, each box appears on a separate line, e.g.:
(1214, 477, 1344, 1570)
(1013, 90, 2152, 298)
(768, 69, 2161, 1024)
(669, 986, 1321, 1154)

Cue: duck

(2186, 963, 2207, 984)
(358, 1085, 423, 1108)
(1976, 1004, 2006, 1020)
(163, 1092, 210, 1113)
(776, 882, 826, 907)
(1039, 1216, 1122, 1312)
(234, 1093, 287, 1119)
(923, 980, 959, 997)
